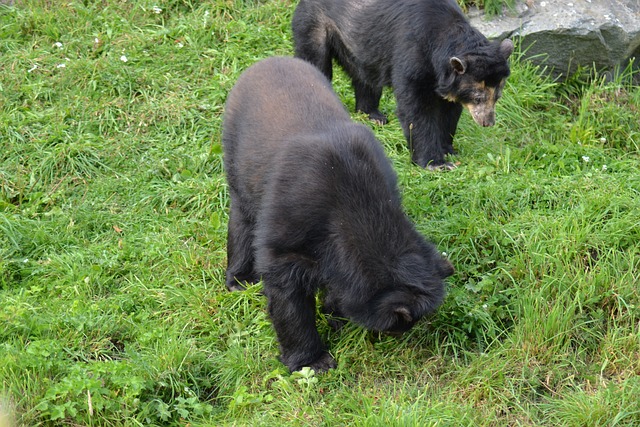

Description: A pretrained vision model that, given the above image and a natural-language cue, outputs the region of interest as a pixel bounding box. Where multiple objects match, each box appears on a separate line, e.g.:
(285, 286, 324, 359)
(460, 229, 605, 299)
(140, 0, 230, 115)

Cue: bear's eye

(473, 93, 486, 104)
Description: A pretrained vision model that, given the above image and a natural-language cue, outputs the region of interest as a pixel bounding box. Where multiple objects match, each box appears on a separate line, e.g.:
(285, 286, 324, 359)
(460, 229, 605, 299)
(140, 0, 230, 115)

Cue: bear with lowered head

(292, 0, 514, 170)
(223, 57, 454, 373)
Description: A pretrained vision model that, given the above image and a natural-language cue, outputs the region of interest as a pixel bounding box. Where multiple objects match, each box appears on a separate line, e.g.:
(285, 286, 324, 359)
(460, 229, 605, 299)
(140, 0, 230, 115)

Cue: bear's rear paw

(282, 351, 337, 373)
(367, 110, 388, 125)
(225, 271, 259, 291)
(427, 162, 457, 171)
(225, 282, 245, 291)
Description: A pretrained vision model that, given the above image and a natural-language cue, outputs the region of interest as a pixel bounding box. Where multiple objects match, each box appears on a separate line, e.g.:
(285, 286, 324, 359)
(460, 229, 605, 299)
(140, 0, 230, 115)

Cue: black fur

(292, 0, 513, 169)
(223, 57, 454, 372)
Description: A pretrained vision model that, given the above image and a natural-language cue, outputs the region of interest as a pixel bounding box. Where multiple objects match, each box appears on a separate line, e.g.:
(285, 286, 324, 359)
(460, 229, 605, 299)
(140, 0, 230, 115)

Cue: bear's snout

(466, 103, 496, 127)
(480, 114, 495, 127)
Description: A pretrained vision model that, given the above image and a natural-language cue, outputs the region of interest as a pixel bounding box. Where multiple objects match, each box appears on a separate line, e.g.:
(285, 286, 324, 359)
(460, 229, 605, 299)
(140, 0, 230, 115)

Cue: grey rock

(468, 0, 640, 80)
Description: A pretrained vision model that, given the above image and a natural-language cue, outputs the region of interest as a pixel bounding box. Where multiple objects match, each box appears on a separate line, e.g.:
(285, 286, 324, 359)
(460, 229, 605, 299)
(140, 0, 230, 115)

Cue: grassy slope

(1, 1, 639, 426)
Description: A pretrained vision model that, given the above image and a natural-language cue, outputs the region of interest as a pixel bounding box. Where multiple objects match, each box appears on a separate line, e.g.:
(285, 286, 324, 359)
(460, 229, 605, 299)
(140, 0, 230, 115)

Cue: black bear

(223, 57, 454, 372)
(292, 0, 514, 169)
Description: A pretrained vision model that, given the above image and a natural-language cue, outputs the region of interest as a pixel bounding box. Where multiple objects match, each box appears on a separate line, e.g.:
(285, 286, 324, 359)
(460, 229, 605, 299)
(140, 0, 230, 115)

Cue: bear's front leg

(321, 292, 348, 331)
(263, 274, 336, 373)
(394, 80, 462, 169)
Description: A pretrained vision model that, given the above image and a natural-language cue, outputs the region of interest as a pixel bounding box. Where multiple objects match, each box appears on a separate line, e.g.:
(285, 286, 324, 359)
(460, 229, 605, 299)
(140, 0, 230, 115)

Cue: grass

(1, 0, 639, 426)
(457, 0, 515, 16)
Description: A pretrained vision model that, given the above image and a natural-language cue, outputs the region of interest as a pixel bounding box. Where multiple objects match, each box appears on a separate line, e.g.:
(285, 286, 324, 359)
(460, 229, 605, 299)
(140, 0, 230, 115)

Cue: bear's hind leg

(353, 80, 387, 124)
(292, 13, 333, 81)
(225, 202, 258, 291)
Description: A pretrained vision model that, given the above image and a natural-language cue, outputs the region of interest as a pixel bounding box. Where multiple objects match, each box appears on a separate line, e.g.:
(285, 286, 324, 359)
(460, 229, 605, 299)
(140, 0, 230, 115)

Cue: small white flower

(56, 63, 66, 68)
(582, 156, 590, 163)
(28, 64, 38, 73)
(177, 42, 184, 48)
(120, 55, 128, 62)
(54, 41, 63, 48)
(152, 5, 162, 14)
(482, 304, 488, 309)
(602, 164, 607, 171)
(94, 37, 100, 44)
(23, 258, 29, 263)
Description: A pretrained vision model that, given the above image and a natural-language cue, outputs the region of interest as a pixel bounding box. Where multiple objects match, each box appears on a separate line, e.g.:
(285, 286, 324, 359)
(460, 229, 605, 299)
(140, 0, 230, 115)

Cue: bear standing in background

(292, 0, 514, 170)
(223, 57, 454, 373)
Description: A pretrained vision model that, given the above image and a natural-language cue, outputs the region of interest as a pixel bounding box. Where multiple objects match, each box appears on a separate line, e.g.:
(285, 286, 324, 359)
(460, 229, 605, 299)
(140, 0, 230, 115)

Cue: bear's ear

(394, 306, 413, 323)
(438, 257, 455, 278)
(450, 57, 466, 75)
(500, 39, 514, 59)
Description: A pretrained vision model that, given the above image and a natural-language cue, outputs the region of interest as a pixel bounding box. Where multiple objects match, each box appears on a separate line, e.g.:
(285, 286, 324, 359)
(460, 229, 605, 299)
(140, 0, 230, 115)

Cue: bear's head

(342, 247, 454, 335)
(441, 38, 514, 127)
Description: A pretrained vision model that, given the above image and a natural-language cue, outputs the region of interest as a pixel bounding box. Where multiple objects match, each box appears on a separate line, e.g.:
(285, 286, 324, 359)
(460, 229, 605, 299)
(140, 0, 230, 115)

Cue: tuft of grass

(1, 1, 639, 426)
(457, 0, 515, 15)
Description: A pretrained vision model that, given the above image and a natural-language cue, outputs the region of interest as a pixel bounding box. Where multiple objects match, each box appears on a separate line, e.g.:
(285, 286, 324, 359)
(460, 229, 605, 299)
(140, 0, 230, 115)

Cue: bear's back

(223, 56, 351, 149)
(222, 57, 355, 199)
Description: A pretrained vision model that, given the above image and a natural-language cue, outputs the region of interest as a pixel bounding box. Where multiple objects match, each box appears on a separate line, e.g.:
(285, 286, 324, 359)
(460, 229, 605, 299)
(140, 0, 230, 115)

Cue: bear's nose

(481, 113, 495, 127)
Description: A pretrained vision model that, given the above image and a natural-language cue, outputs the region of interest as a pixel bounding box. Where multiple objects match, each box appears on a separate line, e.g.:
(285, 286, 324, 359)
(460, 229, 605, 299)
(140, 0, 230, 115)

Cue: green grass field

(1, 1, 639, 426)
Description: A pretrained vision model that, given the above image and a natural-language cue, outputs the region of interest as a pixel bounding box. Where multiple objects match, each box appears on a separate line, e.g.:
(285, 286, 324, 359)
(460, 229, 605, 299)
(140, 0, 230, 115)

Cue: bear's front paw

(306, 352, 337, 373)
(326, 315, 347, 331)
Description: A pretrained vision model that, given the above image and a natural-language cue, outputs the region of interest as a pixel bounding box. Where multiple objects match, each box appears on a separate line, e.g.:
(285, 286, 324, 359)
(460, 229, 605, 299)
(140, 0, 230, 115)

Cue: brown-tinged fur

(222, 57, 453, 372)
(292, 0, 513, 168)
